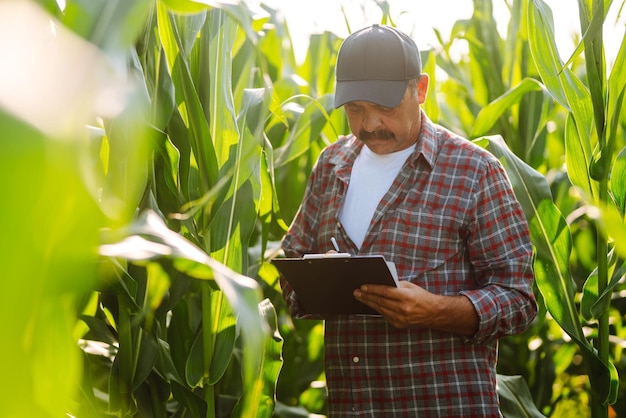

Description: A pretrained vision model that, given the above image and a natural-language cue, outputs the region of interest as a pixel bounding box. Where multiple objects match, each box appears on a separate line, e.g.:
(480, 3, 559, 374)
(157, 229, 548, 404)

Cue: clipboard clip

(303, 253, 352, 259)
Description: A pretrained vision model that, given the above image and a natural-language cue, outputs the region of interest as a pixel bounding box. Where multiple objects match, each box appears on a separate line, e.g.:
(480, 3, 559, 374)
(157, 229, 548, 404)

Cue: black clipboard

(272, 254, 398, 315)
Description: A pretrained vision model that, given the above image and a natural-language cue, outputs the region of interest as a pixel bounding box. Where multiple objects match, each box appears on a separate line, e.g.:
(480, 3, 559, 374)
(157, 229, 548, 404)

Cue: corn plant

(83, 0, 290, 416)
(0, 0, 152, 415)
(431, 0, 626, 416)
(0, 0, 292, 416)
(526, 1, 626, 416)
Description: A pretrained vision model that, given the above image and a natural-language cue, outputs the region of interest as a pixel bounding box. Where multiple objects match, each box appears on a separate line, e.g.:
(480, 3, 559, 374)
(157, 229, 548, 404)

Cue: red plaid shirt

(281, 113, 537, 417)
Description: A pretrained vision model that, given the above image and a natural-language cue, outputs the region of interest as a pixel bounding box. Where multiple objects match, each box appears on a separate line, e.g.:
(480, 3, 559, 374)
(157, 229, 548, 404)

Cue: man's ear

(417, 74, 429, 103)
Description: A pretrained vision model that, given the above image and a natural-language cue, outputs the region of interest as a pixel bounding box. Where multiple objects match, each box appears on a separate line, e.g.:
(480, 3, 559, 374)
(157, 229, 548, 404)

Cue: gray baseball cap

(334, 24, 422, 109)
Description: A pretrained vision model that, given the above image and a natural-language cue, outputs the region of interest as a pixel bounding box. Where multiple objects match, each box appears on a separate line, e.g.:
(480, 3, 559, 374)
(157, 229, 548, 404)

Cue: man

(280, 24, 537, 417)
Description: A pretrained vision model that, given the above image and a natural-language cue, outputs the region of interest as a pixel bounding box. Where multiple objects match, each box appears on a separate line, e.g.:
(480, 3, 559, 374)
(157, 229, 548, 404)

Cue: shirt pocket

(384, 203, 468, 278)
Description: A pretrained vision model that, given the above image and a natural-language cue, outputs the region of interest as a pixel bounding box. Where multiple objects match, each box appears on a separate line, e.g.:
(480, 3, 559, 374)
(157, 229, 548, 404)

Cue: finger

(354, 289, 385, 311)
(359, 285, 408, 304)
(360, 284, 400, 298)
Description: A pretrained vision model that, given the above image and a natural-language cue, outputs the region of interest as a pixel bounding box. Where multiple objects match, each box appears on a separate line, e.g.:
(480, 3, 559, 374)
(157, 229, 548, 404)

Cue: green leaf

(64, 0, 152, 55)
(529, 0, 598, 202)
(578, 0, 607, 148)
(79, 316, 118, 346)
(256, 299, 284, 416)
(475, 135, 618, 404)
(205, 9, 239, 167)
(565, 111, 598, 203)
(497, 375, 545, 418)
(232, 299, 284, 418)
(607, 24, 626, 120)
(606, 33, 626, 174)
(581, 250, 621, 321)
(300, 31, 341, 98)
(535, 256, 619, 404)
(208, 87, 269, 270)
(155, 338, 185, 384)
(529, 204, 579, 337)
(99, 210, 269, 412)
(185, 298, 236, 388)
(0, 107, 104, 416)
(475, 137, 579, 336)
(274, 94, 336, 167)
(171, 381, 207, 416)
(132, 332, 158, 391)
(160, 0, 258, 43)
(160, 0, 207, 14)
(527, 0, 568, 108)
(157, 4, 219, 191)
(208, 291, 237, 385)
(471, 78, 544, 138)
(596, 201, 626, 260)
(466, 0, 506, 103)
(612, 146, 626, 215)
(528, 0, 595, 128)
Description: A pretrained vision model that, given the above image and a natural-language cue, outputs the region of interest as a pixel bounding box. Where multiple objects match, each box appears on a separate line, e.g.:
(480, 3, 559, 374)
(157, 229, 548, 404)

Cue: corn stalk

(527, 0, 626, 415)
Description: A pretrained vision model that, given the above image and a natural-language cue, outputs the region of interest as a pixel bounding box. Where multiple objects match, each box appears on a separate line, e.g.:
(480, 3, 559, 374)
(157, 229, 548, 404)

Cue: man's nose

(362, 110, 382, 132)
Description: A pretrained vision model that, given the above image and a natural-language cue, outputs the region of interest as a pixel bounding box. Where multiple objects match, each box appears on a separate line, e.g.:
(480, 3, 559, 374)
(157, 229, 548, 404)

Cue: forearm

(354, 281, 481, 336)
(429, 294, 479, 337)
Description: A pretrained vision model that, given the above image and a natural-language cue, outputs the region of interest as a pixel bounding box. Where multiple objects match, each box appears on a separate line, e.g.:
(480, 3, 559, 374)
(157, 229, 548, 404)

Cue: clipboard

(272, 254, 398, 315)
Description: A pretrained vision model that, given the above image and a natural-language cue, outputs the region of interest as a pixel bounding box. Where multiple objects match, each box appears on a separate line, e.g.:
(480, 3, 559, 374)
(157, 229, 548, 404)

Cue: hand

(353, 281, 479, 335)
(353, 281, 436, 328)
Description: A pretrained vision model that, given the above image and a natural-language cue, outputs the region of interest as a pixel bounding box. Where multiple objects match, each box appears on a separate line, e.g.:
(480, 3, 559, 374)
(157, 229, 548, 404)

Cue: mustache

(358, 129, 396, 141)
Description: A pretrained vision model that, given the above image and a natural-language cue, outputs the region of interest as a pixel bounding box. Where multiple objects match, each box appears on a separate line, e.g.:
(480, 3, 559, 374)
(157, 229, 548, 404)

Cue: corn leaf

(497, 375, 545, 418)
(300, 31, 340, 97)
(475, 135, 618, 404)
(582, 250, 621, 320)
(612, 146, 626, 215)
(157, 4, 219, 191)
(529, 0, 599, 202)
(527, 0, 568, 108)
(63, 0, 151, 55)
(603, 32, 626, 183)
(99, 210, 269, 414)
(185, 291, 236, 387)
(208, 87, 269, 271)
(471, 78, 544, 137)
(232, 299, 284, 418)
(273, 94, 336, 167)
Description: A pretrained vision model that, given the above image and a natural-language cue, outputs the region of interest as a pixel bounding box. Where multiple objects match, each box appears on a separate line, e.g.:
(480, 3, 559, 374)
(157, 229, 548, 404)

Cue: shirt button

(352, 356, 359, 363)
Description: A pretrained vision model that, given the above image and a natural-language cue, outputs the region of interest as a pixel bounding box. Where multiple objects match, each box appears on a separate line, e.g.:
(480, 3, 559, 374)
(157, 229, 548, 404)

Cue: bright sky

(260, 0, 625, 66)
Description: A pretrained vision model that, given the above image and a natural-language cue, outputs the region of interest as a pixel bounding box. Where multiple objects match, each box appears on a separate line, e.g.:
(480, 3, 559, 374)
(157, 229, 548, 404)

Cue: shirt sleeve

(460, 159, 537, 344)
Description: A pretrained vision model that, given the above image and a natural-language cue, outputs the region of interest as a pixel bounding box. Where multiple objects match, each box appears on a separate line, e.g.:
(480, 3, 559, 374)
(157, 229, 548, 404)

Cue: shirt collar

(409, 110, 437, 169)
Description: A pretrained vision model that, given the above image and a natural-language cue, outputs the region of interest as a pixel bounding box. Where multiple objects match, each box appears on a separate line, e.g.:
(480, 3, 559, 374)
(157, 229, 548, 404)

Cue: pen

(331, 237, 340, 252)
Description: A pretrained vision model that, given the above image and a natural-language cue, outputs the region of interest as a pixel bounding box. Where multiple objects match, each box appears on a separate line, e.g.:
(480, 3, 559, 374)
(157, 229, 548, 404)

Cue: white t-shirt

(339, 144, 414, 249)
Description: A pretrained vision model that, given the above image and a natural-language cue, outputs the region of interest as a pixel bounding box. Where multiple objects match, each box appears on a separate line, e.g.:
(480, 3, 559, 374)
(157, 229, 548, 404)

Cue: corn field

(1, 0, 626, 417)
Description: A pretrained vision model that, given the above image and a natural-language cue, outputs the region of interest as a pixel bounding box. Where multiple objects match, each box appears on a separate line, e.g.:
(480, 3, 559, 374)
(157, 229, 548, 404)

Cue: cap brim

(334, 79, 408, 109)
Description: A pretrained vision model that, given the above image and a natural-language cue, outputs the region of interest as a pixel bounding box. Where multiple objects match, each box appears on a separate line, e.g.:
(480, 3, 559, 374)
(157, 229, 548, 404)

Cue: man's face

(343, 75, 429, 155)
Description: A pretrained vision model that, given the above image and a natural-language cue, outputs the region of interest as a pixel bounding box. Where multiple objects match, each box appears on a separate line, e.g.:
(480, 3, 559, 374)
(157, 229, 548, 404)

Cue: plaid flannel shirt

(280, 113, 537, 417)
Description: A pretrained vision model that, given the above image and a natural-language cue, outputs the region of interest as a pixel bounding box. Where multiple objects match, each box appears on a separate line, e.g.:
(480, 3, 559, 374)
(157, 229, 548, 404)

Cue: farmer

(280, 24, 537, 417)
